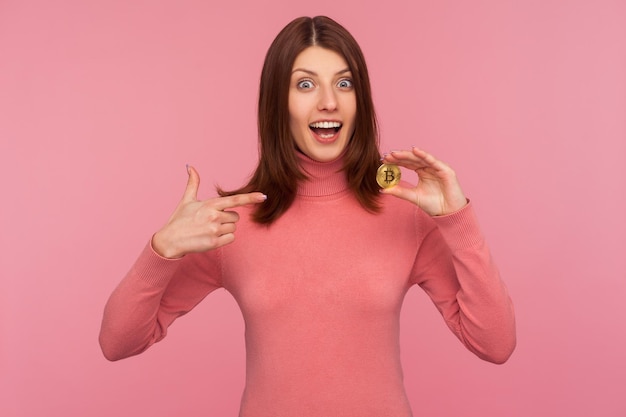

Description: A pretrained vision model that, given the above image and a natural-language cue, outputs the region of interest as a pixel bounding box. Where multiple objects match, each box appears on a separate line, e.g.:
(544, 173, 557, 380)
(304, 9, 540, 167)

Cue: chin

(304, 147, 346, 162)
(300, 137, 349, 162)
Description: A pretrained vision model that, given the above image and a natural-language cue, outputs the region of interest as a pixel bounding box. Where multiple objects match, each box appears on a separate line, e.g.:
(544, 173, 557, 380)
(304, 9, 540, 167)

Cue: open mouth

(309, 121, 342, 139)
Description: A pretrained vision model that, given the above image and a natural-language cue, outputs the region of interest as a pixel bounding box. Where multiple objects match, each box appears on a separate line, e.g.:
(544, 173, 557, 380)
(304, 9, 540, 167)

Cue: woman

(100, 16, 516, 416)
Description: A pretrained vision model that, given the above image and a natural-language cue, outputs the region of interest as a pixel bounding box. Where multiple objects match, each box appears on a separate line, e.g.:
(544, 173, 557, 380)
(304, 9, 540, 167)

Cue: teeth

(309, 121, 342, 129)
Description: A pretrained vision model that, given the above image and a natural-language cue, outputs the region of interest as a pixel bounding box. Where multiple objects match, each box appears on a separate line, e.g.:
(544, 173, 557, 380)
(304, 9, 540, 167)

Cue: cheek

(343, 96, 357, 121)
(288, 101, 306, 129)
(288, 113, 304, 137)
(288, 109, 306, 145)
(344, 102, 357, 134)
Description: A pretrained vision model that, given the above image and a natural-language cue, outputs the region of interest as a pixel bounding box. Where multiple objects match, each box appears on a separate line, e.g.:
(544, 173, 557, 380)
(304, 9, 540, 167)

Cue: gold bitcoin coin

(376, 163, 401, 188)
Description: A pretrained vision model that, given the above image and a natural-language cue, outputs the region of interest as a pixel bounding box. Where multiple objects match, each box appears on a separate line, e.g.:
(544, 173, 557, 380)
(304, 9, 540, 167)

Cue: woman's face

(288, 46, 357, 162)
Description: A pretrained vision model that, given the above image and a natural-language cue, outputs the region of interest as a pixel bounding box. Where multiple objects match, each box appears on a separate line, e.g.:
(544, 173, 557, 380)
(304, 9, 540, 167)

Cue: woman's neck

(295, 151, 349, 197)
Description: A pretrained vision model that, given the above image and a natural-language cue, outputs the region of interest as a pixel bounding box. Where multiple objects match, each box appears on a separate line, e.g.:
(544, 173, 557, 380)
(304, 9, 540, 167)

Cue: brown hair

(219, 16, 381, 224)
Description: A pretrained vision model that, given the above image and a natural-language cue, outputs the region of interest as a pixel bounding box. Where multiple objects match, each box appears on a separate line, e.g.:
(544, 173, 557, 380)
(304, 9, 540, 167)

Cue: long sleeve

(99, 241, 223, 361)
(410, 203, 516, 364)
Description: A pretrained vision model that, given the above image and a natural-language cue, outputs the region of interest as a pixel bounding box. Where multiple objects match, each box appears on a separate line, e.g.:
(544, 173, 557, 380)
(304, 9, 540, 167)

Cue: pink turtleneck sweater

(100, 153, 516, 417)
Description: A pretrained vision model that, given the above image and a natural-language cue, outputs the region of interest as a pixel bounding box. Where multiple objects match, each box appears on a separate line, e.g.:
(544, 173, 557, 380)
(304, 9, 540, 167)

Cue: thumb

(183, 164, 200, 201)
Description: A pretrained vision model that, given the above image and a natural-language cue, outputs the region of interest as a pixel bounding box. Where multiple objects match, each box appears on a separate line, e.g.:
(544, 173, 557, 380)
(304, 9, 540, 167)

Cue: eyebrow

(291, 68, 352, 76)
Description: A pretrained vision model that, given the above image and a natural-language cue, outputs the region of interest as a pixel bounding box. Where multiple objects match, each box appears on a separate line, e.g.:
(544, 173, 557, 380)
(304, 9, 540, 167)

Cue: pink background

(1, 0, 625, 416)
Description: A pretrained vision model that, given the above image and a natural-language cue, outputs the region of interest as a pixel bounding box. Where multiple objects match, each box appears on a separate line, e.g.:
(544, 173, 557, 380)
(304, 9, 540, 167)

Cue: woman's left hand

(380, 147, 468, 216)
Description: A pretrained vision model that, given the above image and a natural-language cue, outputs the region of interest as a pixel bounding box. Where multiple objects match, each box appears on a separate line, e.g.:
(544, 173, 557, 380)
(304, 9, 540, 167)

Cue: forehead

(291, 46, 350, 74)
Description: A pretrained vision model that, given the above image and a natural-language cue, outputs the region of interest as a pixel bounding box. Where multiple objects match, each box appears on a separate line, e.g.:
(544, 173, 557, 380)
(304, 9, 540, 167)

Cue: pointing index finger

(213, 192, 268, 211)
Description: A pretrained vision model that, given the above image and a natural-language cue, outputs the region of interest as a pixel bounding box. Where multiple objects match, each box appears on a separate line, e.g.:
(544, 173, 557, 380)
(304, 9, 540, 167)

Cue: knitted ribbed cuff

(130, 240, 183, 287)
(431, 201, 485, 251)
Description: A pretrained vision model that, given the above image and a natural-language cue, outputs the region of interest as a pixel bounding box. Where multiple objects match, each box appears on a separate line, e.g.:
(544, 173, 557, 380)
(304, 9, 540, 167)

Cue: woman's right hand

(151, 165, 267, 259)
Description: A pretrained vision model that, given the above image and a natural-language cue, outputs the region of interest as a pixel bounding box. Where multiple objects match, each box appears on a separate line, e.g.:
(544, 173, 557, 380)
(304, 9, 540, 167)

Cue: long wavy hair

(219, 16, 381, 224)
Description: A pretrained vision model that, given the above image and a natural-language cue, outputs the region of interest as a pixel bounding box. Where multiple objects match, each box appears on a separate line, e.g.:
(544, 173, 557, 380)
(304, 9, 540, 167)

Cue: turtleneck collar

(295, 151, 350, 197)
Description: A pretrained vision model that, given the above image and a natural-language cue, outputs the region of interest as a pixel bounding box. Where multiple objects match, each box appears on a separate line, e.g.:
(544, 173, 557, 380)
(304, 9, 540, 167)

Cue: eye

(337, 79, 353, 89)
(297, 79, 314, 89)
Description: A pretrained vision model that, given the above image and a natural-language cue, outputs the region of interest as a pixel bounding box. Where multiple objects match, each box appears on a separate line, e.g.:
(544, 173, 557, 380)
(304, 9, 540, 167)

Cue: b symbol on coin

(376, 163, 401, 188)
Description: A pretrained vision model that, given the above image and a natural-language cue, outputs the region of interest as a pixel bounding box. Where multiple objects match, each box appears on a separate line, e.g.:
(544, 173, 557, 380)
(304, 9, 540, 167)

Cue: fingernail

(260, 194, 268, 201)
(186, 164, 190, 174)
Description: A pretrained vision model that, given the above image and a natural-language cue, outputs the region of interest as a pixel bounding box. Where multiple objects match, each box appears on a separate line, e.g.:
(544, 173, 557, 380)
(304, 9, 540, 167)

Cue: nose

(317, 85, 337, 111)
